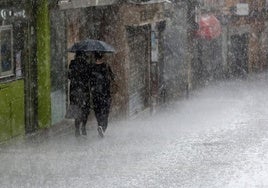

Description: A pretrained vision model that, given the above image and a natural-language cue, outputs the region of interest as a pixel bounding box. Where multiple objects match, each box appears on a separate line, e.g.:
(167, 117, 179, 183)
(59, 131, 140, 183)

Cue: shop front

(119, 1, 166, 116)
(0, 2, 28, 141)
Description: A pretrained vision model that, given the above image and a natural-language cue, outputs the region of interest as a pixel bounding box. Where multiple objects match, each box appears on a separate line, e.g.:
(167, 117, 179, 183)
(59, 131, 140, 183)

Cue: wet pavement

(1, 73, 268, 188)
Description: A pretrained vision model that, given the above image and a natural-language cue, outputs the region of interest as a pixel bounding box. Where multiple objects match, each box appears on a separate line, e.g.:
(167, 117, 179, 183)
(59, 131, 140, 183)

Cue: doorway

(230, 34, 249, 77)
(127, 25, 150, 117)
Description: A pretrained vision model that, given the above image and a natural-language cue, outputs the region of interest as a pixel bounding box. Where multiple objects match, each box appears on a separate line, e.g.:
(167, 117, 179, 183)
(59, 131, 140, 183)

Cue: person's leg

(94, 101, 106, 137)
(80, 96, 91, 135)
(95, 109, 104, 137)
(93, 97, 111, 137)
(102, 114, 108, 132)
(95, 98, 111, 136)
(75, 119, 80, 136)
(81, 116, 87, 136)
(81, 106, 90, 135)
(101, 108, 110, 132)
(102, 98, 111, 132)
(94, 106, 102, 126)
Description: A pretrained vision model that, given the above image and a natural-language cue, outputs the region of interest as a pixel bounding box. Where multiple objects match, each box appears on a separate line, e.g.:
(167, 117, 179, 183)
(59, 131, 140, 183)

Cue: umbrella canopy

(68, 39, 115, 53)
(195, 15, 222, 40)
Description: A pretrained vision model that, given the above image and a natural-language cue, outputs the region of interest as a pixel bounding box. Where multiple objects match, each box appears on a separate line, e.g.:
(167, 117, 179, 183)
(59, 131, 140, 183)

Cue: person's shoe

(81, 127, 87, 136)
(97, 126, 104, 138)
(75, 128, 80, 137)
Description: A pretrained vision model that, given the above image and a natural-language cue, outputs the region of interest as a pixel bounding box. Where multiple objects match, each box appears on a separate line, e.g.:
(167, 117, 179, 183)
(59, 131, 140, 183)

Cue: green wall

(0, 80, 25, 142)
(0, 0, 52, 142)
(36, 0, 51, 128)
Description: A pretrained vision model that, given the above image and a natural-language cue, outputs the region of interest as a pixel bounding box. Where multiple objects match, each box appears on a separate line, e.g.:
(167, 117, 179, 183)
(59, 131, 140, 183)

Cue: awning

(195, 14, 222, 40)
(58, 0, 118, 10)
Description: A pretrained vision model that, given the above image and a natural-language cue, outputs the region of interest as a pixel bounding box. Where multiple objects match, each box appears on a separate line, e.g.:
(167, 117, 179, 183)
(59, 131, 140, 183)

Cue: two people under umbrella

(68, 51, 116, 137)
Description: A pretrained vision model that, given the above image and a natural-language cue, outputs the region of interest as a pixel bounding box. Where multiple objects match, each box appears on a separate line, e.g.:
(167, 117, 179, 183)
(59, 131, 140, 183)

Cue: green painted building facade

(0, 0, 52, 142)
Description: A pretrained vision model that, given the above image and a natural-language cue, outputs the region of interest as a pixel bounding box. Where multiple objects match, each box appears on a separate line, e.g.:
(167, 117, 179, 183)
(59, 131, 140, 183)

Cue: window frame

(0, 25, 14, 79)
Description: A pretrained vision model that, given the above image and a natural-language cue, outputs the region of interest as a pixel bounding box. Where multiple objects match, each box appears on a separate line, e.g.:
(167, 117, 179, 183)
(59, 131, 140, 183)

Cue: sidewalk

(0, 119, 74, 148)
(29, 105, 153, 141)
(25, 119, 75, 143)
(1, 107, 152, 148)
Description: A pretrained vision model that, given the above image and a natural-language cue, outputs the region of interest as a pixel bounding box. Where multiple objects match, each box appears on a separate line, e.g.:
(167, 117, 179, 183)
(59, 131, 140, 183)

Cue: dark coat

(90, 62, 114, 131)
(68, 57, 91, 107)
(90, 62, 114, 100)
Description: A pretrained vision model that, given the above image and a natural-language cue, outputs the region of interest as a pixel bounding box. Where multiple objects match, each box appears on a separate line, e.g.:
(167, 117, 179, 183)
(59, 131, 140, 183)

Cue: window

(0, 25, 13, 78)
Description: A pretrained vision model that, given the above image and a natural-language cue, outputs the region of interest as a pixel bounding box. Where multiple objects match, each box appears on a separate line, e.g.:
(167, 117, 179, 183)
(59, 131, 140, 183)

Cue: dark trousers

(70, 90, 90, 129)
(75, 104, 90, 128)
(93, 97, 111, 132)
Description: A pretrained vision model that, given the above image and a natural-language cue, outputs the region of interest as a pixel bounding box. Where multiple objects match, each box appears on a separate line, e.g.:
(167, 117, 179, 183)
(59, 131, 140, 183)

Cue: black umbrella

(68, 39, 115, 53)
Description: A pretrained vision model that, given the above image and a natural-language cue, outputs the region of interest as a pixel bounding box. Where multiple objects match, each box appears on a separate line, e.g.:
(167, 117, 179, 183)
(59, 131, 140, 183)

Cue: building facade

(0, 0, 168, 142)
(0, 1, 27, 141)
(0, 0, 51, 142)
(196, 0, 267, 81)
(163, 0, 196, 99)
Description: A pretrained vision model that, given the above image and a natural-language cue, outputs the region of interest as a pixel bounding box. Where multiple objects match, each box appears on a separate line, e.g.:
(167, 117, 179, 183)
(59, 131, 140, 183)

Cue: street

(1, 73, 268, 188)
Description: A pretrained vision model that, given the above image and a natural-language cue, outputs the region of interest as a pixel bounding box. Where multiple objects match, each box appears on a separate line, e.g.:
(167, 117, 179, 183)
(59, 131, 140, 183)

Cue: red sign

(195, 15, 222, 40)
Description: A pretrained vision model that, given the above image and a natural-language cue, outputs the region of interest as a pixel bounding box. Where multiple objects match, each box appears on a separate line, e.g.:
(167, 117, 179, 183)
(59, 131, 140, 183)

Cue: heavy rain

(1, 0, 268, 187)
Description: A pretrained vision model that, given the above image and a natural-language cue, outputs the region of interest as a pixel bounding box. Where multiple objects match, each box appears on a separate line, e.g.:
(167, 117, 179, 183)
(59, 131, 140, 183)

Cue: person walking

(90, 52, 115, 137)
(68, 51, 91, 136)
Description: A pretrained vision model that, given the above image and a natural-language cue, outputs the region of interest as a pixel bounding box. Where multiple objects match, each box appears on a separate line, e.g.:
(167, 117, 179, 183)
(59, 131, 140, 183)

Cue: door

(230, 34, 249, 77)
(127, 25, 150, 117)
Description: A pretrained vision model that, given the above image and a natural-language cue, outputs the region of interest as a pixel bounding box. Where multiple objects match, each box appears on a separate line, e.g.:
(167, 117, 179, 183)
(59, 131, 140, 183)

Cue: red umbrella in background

(195, 14, 222, 40)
